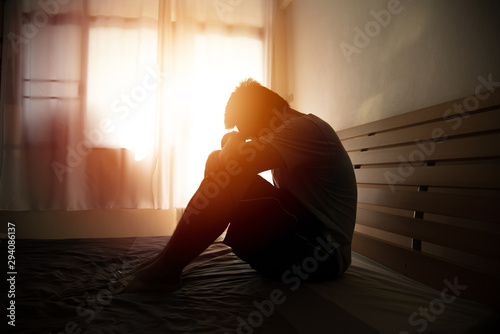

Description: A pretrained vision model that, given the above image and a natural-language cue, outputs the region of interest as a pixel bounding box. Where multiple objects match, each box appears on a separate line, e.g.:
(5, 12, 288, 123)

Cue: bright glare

(119, 118, 155, 161)
(86, 26, 266, 197)
(180, 33, 265, 195)
(86, 25, 158, 161)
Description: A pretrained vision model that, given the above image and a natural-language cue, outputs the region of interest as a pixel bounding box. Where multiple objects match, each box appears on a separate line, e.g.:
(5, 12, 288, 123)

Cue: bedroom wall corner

(272, 2, 290, 101)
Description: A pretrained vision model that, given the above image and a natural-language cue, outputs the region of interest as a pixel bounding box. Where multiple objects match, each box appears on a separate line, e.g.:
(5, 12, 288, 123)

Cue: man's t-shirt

(261, 113, 357, 274)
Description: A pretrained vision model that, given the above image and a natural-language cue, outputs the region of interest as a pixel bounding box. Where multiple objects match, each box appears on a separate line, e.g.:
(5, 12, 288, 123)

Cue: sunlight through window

(86, 24, 158, 161)
(182, 32, 264, 190)
(86, 25, 265, 190)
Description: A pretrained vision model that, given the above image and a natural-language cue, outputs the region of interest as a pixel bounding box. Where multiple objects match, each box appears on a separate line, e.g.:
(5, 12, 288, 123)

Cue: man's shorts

(223, 176, 340, 282)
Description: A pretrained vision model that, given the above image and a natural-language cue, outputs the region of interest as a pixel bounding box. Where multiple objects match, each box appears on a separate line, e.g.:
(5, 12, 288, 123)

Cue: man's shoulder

(285, 113, 322, 130)
(292, 114, 338, 140)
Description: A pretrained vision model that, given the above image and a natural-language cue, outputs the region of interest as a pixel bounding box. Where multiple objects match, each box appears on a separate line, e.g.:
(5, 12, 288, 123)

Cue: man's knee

(206, 150, 220, 162)
(204, 150, 222, 177)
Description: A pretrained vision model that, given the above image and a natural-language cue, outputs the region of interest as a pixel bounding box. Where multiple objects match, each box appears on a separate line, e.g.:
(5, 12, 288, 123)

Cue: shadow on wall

(288, 0, 500, 130)
(346, 0, 500, 126)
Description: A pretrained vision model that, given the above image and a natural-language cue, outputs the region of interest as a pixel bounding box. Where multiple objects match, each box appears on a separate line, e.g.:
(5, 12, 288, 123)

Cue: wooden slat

(341, 91, 500, 306)
(342, 108, 500, 152)
(348, 132, 500, 166)
(357, 187, 498, 223)
(352, 232, 500, 306)
(355, 208, 500, 259)
(355, 163, 500, 189)
(337, 89, 500, 140)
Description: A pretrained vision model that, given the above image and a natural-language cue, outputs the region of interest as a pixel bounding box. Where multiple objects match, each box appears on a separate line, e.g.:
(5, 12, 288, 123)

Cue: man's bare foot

(128, 253, 161, 275)
(120, 264, 182, 293)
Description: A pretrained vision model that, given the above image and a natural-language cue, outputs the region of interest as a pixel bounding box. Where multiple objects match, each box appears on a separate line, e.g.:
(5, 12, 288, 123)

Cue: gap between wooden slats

(337, 90, 500, 140)
(342, 108, 500, 152)
(355, 207, 499, 259)
(348, 132, 500, 166)
(354, 163, 500, 189)
(357, 187, 498, 223)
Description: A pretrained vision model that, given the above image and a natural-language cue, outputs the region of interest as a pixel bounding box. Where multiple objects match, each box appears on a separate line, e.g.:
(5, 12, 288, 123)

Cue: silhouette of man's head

(224, 78, 289, 138)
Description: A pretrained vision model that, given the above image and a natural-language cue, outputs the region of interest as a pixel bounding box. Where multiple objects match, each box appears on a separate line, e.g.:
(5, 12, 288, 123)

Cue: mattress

(5, 235, 498, 334)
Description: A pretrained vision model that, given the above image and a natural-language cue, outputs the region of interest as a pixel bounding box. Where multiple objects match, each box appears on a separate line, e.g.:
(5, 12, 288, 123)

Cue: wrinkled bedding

(4, 236, 498, 334)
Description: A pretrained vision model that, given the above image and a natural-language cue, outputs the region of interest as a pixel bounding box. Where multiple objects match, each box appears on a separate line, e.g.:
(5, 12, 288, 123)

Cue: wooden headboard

(337, 90, 500, 307)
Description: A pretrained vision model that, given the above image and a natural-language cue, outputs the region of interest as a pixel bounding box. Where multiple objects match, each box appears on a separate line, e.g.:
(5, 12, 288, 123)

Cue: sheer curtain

(0, 0, 276, 210)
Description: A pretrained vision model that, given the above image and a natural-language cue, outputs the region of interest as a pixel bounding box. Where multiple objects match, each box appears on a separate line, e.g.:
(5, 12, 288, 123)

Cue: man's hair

(224, 78, 289, 129)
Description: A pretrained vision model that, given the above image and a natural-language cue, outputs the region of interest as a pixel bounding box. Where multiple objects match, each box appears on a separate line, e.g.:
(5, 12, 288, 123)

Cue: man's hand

(205, 132, 245, 177)
(221, 131, 246, 148)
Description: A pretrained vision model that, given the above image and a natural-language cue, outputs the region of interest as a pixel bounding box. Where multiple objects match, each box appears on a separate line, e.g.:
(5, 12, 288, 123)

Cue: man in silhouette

(122, 79, 357, 292)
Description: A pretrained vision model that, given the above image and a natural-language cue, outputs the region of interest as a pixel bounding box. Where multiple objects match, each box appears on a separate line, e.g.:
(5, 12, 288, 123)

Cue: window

(2, 0, 273, 210)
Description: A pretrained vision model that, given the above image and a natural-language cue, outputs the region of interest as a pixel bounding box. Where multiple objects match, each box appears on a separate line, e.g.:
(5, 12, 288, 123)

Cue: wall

(2, 209, 182, 239)
(285, 0, 500, 130)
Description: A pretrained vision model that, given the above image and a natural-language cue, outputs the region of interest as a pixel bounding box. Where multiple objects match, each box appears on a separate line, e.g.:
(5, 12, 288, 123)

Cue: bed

(6, 234, 498, 334)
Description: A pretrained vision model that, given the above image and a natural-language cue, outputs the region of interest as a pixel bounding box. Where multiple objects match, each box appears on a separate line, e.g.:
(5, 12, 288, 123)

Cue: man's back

(262, 113, 357, 274)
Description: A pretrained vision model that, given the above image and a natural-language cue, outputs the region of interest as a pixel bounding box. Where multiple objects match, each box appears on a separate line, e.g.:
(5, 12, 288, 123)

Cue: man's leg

(121, 170, 257, 292)
(224, 177, 340, 281)
(223, 176, 300, 258)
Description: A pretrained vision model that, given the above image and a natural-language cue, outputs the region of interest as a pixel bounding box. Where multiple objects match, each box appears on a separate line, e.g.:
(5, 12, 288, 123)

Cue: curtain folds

(0, 0, 276, 211)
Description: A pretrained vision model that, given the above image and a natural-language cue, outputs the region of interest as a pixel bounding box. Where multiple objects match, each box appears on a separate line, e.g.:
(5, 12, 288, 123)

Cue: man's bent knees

(204, 150, 222, 177)
(203, 168, 256, 204)
(204, 150, 245, 178)
(197, 166, 251, 205)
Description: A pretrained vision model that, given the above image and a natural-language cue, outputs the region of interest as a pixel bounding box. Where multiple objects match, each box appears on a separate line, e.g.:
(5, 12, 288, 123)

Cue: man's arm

(219, 131, 285, 176)
(204, 132, 244, 177)
(202, 131, 285, 207)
